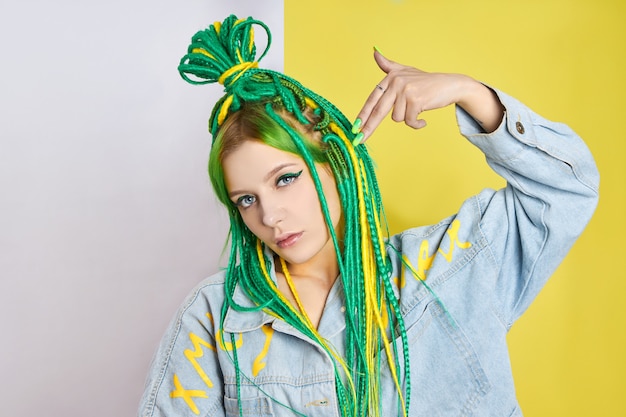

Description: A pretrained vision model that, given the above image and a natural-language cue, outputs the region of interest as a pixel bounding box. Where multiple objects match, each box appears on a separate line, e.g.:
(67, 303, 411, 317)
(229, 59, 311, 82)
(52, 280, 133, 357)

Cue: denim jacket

(138, 89, 599, 417)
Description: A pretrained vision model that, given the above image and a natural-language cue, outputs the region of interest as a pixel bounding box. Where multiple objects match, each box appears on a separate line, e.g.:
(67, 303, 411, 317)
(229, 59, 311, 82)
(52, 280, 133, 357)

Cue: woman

(139, 15, 599, 417)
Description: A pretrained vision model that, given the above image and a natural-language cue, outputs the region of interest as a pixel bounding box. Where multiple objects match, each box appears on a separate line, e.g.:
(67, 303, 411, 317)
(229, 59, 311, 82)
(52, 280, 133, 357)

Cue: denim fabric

(138, 89, 599, 417)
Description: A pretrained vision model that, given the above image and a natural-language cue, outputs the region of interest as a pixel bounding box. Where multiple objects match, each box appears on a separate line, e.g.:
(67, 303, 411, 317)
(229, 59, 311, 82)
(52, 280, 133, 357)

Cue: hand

(353, 50, 504, 143)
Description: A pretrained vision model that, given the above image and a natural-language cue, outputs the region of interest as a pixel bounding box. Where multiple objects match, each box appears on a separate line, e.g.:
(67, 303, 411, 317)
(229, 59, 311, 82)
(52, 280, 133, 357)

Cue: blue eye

(235, 195, 256, 209)
(277, 170, 303, 187)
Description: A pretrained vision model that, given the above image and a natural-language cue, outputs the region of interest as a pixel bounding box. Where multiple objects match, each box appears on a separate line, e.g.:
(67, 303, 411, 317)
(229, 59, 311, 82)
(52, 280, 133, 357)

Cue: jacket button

(516, 121, 525, 134)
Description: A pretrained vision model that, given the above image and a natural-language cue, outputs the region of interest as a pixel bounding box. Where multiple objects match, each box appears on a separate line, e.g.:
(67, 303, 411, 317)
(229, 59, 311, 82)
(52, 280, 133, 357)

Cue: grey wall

(0, 1, 283, 415)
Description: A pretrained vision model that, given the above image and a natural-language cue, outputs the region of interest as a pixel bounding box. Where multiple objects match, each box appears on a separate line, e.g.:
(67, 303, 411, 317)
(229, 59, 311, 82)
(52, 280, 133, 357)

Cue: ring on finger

(375, 84, 386, 93)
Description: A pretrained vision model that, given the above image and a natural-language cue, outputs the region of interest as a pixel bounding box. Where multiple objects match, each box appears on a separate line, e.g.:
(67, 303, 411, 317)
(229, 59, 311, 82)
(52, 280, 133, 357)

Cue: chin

(275, 252, 313, 267)
(271, 244, 313, 265)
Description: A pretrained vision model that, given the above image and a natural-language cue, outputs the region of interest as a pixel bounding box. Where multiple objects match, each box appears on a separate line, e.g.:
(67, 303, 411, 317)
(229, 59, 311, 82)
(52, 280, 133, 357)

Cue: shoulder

(388, 188, 498, 256)
(385, 190, 501, 304)
(175, 270, 228, 319)
(153, 270, 228, 346)
(139, 271, 228, 417)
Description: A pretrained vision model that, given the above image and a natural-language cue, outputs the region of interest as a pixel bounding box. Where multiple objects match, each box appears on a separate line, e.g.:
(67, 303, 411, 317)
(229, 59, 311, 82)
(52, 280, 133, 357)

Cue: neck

(274, 248, 339, 330)
(277, 246, 339, 285)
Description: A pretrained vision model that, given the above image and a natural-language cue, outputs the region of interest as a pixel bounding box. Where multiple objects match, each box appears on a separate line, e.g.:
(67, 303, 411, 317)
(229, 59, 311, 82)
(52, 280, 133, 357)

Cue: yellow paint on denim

(170, 374, 208, 415)
(407, 220, 471, 282)
(215, 330, 243, 351)
(184, 333, 216, 389)
(438, 220, 471, 262)
(169, 311, 251, 415)
(252, 324, 275, 376)
(417, 240, 435, 279)
(393, 257, 408, 289)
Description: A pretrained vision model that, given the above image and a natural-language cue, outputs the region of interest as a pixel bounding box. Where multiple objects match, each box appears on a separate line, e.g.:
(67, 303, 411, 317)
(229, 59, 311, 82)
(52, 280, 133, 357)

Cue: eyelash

(234, 170, 303, 209)
(235, 195, 256, 209)
(276, 170, 303, 187)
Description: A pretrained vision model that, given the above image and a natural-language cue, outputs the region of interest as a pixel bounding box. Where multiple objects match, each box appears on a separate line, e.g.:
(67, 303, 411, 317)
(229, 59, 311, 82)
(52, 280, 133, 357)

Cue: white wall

(0, 1, 283, 415)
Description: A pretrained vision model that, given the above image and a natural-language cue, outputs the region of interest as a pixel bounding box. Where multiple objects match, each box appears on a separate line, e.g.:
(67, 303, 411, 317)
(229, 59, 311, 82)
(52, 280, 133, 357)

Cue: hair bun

(178, 14, 271, 89)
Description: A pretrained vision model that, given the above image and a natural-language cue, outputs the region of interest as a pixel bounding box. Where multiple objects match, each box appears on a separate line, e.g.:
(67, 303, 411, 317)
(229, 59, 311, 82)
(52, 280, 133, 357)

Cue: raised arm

(353, 51, 599, 324)
(353, 49, 505, 141)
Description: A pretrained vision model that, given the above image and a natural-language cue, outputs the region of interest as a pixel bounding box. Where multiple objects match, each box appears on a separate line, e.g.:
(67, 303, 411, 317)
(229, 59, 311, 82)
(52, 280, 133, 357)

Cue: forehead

(222, 141, 304, 190)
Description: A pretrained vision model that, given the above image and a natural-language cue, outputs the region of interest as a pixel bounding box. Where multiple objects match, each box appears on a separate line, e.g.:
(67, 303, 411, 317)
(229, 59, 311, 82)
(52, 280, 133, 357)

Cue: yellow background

(286, 0, 624, 415)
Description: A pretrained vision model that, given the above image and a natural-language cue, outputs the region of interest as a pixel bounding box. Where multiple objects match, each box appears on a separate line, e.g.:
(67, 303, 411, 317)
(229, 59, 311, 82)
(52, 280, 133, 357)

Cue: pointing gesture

(353, 50, 504, 144)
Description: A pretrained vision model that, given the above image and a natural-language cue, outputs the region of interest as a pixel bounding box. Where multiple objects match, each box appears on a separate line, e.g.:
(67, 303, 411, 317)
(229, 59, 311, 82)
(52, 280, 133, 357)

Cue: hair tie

(217, 60, 259, 87)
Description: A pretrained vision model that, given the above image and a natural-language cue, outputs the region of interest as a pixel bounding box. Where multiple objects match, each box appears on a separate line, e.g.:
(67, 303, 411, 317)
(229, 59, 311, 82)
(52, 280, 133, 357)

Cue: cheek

(293, 186, 321, 221)
(237, 209, 262, 235)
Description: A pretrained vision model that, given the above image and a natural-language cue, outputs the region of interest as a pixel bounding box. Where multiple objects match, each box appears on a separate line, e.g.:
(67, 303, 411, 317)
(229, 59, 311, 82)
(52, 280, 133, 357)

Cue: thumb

(373, 48, 399, 74)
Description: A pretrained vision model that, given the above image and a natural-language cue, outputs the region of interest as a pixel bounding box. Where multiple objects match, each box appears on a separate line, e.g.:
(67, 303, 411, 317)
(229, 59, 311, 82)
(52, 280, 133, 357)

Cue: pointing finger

(352, 78, 388, 135)
(357, 85, 397, 143)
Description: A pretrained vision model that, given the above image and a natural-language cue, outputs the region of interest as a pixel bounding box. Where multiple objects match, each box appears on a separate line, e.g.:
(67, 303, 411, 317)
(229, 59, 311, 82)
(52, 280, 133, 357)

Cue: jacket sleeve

(138, 281, 226, 417)
(456, 88, 599, 327)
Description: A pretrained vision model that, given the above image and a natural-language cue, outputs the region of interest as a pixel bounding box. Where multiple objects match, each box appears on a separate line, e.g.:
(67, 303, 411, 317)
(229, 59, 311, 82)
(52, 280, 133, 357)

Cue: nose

(260, 199, 285, 228)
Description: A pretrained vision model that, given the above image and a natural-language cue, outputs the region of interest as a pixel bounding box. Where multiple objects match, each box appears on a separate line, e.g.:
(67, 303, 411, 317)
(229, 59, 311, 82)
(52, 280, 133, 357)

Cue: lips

(275, 232, 303, 249)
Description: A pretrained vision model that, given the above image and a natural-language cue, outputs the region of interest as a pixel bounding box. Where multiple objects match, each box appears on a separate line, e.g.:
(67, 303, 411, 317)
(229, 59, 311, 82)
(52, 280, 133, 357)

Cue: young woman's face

(223, 140, 342, 268)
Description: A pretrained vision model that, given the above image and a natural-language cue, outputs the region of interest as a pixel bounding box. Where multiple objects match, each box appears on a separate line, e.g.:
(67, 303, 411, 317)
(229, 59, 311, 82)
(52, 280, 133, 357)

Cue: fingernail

(373, 45, 383, 54)
(352, 132, 364, 146)
(351, 118, 362, 134)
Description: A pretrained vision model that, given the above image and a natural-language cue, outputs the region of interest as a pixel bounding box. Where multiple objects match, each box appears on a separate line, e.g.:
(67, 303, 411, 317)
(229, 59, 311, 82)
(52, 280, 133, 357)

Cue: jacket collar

(221, 249, 346, 338)
(223, 249, 277, 333)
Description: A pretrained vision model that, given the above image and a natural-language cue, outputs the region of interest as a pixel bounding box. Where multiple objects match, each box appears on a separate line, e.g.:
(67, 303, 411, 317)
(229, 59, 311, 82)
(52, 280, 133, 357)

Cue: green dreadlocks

(178, 14, 411, 417)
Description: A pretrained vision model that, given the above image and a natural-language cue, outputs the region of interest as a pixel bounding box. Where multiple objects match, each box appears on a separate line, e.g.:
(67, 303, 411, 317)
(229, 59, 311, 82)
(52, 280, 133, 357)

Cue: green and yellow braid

(178, 14, 410, 417)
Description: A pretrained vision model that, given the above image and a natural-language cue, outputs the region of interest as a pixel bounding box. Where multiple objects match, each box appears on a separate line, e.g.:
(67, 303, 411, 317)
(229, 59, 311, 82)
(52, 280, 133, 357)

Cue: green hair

(179, 15, 411, 417)
(208, 103, 327, 209)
